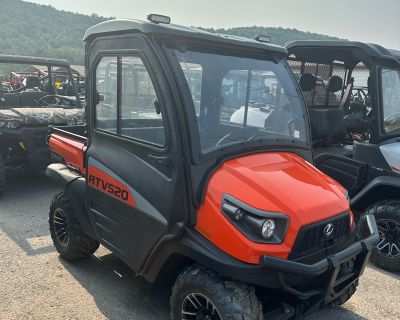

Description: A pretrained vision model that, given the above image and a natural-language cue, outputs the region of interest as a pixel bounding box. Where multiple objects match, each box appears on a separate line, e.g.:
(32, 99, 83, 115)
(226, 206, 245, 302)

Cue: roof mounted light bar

(255, 35, 271, 43)
(147, 14, 171, 25)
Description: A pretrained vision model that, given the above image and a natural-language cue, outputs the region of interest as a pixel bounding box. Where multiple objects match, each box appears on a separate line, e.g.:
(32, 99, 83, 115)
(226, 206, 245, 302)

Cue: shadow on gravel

(60, 252, 170, 320)
(0, 171, 60, 256)
(60, 250, 369, 320)
(303, 307, 368, 320)
(367, 262, 400, 279)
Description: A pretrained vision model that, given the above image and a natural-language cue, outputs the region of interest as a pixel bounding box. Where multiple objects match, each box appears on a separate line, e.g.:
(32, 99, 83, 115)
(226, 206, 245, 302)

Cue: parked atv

(0, 55, 84, 195)
(286, 40, 400, 272)
(46, 15, 378, 319)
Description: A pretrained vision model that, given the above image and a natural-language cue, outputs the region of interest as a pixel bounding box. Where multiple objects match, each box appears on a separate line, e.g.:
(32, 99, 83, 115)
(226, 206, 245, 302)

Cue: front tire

(327, 280, 358, 307)
(49, 192, 99, 261)
(170, 265, 263, 320)
(361, 200, 400, 272)
(0, 153, 6, 196)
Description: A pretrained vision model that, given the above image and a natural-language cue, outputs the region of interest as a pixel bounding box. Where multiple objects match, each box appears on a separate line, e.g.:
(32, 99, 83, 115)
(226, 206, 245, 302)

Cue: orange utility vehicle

(46, 15, 378, 319)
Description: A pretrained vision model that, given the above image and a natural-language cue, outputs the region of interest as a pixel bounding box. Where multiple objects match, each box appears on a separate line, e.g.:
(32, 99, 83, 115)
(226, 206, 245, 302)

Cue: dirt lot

(0, 173, 399, 320)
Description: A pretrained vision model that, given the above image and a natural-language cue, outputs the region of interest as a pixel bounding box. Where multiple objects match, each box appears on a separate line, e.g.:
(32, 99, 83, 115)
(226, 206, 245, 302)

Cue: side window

(120, 57, 166, 146)
(96, 57, 118, 133)
(95, 55, 166, 147)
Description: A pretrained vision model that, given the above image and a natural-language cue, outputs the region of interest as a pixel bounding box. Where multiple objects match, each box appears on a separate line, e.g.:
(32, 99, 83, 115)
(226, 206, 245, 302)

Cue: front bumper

(261, 214, 379, 302)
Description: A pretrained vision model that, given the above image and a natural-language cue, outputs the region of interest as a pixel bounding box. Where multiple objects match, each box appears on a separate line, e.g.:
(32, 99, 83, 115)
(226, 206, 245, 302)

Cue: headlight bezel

(0, 119, 21, 129)
(221, 194, 289, 244)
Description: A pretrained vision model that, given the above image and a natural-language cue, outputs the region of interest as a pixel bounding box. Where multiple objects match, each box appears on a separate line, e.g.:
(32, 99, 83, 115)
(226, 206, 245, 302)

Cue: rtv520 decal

(88, 164, 137, 208)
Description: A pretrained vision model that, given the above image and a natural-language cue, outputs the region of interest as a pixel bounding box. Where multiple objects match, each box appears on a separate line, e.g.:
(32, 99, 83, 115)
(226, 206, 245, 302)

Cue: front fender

(351, 175, 400, 210)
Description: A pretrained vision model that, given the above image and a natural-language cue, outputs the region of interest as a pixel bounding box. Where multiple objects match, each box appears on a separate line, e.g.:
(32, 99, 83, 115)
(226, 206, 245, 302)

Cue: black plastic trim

(261, 214, 378, 276)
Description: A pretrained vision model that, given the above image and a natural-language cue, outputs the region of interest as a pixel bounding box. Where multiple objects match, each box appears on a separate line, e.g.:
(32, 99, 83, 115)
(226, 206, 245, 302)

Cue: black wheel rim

(376, 219, 400, 257)
(181, 293, 221, 320)
(53, 208, 69, 247)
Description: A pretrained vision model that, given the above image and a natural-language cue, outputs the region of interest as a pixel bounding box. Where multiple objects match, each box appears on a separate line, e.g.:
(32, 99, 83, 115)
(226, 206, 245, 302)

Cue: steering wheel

(38, 95, 69, 106)
(216, 126, 259, 146)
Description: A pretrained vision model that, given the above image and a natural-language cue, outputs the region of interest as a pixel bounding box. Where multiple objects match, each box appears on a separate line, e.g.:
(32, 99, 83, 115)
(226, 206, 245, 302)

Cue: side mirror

(299, 73, 317, 92)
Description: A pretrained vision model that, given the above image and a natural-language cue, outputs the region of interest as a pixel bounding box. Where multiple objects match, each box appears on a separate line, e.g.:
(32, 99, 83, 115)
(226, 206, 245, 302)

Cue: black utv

(0, 55, 84, 195)
(285, 41, 400, 272)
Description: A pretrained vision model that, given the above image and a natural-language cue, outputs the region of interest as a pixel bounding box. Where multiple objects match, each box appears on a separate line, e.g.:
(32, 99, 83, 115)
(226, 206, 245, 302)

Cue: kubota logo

(324, 223, 334, 237)
(88, 174, 129, 201)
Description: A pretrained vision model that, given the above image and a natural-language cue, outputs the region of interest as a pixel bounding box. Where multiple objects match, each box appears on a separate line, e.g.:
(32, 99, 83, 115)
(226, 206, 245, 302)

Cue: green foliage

(0, 0, 107, 64)
(0, 0, 342, 70)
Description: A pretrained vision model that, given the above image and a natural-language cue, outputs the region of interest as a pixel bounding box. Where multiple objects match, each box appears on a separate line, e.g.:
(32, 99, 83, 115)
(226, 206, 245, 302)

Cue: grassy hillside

(0, 0, 342, 67)
(0, 0, 107, 64)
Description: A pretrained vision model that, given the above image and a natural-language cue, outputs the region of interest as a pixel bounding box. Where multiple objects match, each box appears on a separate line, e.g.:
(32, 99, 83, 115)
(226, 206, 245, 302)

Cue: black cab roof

(83, 18, 287, 55)
(286, 40, 400, 66)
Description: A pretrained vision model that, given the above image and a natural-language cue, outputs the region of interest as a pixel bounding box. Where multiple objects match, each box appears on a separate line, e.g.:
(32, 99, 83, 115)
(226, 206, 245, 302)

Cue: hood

(207, 152, 349, 226)
(0, 107, 84, 125)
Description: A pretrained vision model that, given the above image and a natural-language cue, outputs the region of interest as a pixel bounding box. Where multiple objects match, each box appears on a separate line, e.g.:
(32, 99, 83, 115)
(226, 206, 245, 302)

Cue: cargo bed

(48, 125, 87, 174)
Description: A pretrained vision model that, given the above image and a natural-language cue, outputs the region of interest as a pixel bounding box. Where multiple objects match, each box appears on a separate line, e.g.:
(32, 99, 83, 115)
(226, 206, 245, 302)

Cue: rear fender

(46, 163, 97, 239)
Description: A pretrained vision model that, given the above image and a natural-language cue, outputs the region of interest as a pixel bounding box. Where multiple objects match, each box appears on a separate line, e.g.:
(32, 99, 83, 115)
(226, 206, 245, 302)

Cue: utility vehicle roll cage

(0, 54, 81, 106)
(286, 40, 400, 144)
(84, 19, 312, 207)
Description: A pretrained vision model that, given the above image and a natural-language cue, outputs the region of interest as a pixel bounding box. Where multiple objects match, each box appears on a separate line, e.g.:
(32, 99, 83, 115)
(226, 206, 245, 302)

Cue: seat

(25, 76, 41, 89)
(19, 91, 47, 106)
(3, 93, 20, 107)
(309, 108, 346, 145)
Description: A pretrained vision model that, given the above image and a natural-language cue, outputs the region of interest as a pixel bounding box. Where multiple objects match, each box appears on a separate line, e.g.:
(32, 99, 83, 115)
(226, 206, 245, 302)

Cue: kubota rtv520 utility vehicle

(285, 41, 400, 272)
(46, 15, 378, 320)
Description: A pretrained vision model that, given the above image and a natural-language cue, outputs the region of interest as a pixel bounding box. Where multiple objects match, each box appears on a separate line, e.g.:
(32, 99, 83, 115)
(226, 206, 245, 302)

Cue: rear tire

(49, 192, 99, 261)
(0, 153, 6, 196)
(360, 200, 400, 272)
(170, 265, 263, 320)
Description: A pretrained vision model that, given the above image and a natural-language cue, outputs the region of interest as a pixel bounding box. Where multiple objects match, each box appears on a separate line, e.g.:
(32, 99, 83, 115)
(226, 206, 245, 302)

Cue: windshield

(382, 67, 400, 133)
(0, 62, 80, 109)
(171, 47, 308, 154)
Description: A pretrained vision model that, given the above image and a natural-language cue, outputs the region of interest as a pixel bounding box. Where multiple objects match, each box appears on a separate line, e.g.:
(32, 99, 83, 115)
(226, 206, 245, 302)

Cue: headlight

(221, 194, 289, 244)
(262, 219, 276, 239)
(0, 120, 21, 129)
(67, 118, 76, 126)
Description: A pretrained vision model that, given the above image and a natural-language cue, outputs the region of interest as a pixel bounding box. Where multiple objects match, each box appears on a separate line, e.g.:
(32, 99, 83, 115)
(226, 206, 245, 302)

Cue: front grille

(289, 212, 350, 260)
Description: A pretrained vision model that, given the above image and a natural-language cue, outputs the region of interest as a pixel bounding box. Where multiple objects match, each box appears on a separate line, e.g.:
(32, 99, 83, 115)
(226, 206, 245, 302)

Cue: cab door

(85, 35, 187, 272)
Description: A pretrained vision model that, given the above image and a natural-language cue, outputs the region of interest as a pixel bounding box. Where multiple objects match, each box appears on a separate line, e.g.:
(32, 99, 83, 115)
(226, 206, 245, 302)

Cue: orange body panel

(195, 152, 351, 264)
(49, 133, 86, 174)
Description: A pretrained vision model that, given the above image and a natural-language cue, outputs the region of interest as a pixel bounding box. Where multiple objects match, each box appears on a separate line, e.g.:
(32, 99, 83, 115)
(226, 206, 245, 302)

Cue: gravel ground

(0, 172, 399, 320)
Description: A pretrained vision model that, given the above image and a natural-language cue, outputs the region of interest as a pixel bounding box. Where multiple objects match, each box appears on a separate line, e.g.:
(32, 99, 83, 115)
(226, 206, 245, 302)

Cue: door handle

(148, 154, 170, 166)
